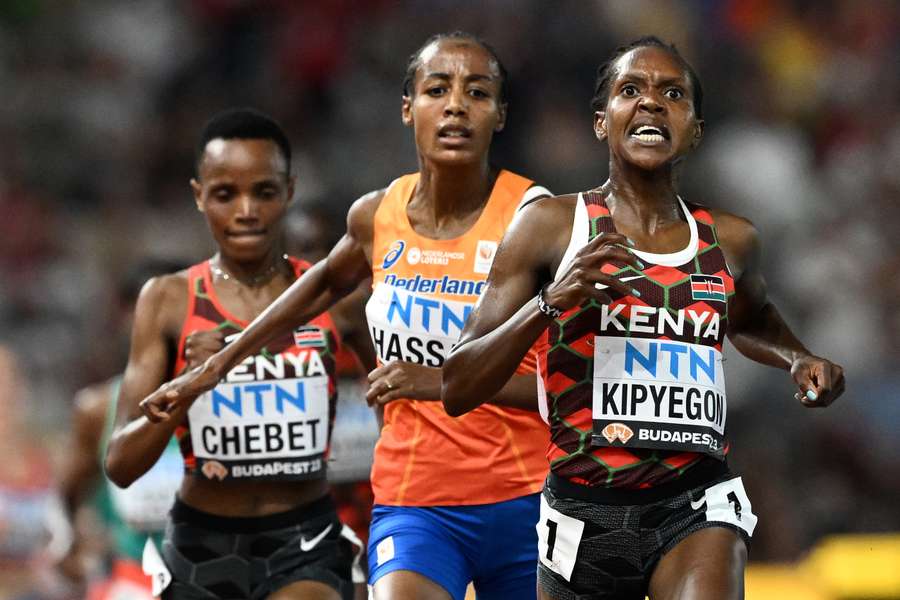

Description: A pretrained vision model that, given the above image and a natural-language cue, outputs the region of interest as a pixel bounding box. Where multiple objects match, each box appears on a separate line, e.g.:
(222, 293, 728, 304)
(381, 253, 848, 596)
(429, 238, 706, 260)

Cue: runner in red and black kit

(106, 108, 366, 600)
(444, 37, 845, 600)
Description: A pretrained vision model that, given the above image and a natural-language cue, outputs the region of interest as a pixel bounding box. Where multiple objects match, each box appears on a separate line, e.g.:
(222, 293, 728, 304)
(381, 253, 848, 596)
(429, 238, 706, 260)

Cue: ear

(286, 175, 296, 206)
(494, 101, 508, 133)
(401, 95, 413, 127)
(594, 111, 608, 142)
(691, 119, 705, 149)
(190, 178, 204, 212)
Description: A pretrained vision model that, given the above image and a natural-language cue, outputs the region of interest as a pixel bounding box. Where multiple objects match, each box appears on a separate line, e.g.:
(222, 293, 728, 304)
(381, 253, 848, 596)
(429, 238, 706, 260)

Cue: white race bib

(365, 283, 475, 367)
(189, 364, 329, 481)
(592, 337, 727, 456)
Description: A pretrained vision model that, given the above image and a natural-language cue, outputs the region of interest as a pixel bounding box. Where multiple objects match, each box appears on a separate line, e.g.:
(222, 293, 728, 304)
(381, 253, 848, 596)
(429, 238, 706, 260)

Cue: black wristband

(537, 285, 564, 319)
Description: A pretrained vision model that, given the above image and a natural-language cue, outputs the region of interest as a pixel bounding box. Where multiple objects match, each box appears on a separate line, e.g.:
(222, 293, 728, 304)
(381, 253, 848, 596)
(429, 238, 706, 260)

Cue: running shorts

(537, 472, 756, 600)
(159, 495, 358, 600)
(368, 493, 540, 600)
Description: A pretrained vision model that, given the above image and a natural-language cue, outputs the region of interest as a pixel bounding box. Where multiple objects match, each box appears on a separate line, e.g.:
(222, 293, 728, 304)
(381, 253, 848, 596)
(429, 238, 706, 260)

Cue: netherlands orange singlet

(366, 170, 551, 506)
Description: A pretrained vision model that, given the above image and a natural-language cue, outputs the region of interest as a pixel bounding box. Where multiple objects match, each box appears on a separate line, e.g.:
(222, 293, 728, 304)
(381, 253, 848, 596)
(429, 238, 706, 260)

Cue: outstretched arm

(442, 196, 642, 416)
(716, 211, 845, 406)
(139, 191, 382, 422)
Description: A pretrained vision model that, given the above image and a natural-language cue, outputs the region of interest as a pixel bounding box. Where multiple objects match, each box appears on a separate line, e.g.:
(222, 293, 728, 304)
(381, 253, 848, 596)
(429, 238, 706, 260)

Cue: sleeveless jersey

(173, 258, 340, 482)
(96, 377, 181, 561)
(537, 191, 734, 490)
(366, 170, 551, 506)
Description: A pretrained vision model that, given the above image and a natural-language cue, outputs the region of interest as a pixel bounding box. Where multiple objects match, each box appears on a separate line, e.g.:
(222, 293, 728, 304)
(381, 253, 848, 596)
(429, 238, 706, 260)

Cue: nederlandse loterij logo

(601, 422, 634, 444)
(382, 240, 405, 269)
(406, 247, 422, 265)
(690, 274, 726, 302)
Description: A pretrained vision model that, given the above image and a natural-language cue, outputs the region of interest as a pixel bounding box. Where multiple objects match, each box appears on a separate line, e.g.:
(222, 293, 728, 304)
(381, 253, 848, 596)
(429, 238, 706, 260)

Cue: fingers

(367, 363, 392, 383)
(365, 376, 399, 406)
(139, 392, 171, 423)
(794, 358, 845, 408)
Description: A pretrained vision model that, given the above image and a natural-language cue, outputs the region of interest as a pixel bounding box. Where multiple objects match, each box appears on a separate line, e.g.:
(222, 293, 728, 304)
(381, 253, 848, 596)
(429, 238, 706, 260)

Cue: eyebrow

(618, 72, 688, 87)
(422, 72, 494, 83)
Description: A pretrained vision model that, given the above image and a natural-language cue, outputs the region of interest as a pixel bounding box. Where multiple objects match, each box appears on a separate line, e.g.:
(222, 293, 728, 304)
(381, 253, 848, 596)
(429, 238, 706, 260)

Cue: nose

(236, 195, 258, 220)
(638, 92, 664, 113)
(443, 85, 468, 117)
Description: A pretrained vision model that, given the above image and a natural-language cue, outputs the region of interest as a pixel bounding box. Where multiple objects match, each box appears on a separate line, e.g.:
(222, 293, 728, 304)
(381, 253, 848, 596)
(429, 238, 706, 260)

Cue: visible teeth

(633, 133, 665, 143)
(443, 130, 465, 137)
(634, 125, 662, 135)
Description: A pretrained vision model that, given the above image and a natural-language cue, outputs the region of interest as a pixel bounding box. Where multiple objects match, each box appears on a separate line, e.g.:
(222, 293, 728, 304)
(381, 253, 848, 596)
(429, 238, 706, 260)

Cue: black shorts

(537, 470, 756, 600)
(159, 494, 357, 600)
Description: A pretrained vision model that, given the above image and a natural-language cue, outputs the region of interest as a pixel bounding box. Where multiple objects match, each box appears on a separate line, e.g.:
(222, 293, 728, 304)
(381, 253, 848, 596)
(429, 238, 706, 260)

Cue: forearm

(105, 405, 187, 487)
(729, 302, 811, 370)
(483, 373, 538, 411)
(216, 261, 343, 371)
(443, 297, 548, 416)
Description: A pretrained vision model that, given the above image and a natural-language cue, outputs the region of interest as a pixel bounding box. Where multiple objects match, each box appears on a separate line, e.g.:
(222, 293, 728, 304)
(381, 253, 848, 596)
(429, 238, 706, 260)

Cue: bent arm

(443, 200, 565, 416)
(717, 211, 845, 405)
(717, 212, 810, 368)
(140, 192, 382, 420)
(106, 277, 187, 487)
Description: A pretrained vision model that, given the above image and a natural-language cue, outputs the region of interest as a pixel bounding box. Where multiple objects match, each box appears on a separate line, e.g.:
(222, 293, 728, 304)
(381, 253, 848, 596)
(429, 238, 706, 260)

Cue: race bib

(591, 337, 727, 456)
(188, 350, 330, 481)
(365, 283, 475, 367)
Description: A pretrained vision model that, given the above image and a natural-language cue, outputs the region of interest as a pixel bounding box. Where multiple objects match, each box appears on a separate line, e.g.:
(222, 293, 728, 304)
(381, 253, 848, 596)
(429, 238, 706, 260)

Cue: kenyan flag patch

(293, 325, 325, 347)
(690, 274, 726, 302)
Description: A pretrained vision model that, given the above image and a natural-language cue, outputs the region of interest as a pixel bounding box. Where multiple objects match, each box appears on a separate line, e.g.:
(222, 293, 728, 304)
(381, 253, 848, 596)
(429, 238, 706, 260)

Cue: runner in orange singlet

(139, 33, 552, 600)
(444, 37, 845, 600)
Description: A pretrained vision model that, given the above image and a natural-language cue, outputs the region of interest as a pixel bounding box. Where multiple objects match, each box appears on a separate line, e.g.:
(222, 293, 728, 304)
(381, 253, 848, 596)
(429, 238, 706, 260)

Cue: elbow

(441, 366, 471, 417)
(103, 446, 136, 489)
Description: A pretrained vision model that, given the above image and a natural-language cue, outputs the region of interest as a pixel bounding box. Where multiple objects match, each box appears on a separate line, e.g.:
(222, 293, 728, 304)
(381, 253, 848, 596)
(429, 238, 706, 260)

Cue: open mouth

(629, 124, 670, 143)
(438, 124, 472, 139)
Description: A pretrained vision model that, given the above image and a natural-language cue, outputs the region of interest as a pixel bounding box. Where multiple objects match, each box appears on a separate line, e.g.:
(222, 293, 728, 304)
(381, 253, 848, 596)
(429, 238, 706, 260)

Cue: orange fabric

(368, 171, 549, 506)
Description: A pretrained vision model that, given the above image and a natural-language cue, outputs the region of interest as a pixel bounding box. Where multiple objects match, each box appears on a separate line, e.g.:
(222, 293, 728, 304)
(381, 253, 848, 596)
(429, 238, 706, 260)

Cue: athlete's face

(402, 40, 506, 165)
(595, 46, 703, 171)
(192, 138, 293, 262)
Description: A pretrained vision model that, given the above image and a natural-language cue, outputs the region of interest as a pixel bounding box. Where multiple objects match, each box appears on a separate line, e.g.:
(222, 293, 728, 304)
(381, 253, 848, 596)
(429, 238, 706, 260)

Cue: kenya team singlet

(173, 258, 340, 482)
(537, 190, 734, 490)
(366, 170, 550, 506)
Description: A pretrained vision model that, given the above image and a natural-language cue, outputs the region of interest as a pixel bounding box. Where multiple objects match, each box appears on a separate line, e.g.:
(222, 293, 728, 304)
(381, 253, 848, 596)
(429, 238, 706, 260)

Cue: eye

(257, 187, 279, 200)
(665, 88, 684, 100)
(426, 86, 446, 97)
(621, 84, 639, 97)
(212, 188, 232, 201)
(469, 88, 489, 99)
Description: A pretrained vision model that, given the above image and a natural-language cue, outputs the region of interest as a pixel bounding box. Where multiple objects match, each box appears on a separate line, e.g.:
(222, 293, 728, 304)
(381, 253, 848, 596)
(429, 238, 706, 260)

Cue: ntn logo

(387, 290, 472, 335)
(211, 380, 311, 417)
(624, 340, 717, 383)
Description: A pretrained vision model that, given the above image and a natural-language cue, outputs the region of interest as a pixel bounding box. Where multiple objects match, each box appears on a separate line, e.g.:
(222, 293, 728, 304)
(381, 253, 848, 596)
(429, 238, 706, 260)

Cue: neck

(413, 157, 494, 226)
(212, 247, 288, 287)
(604, 158, 682, 232)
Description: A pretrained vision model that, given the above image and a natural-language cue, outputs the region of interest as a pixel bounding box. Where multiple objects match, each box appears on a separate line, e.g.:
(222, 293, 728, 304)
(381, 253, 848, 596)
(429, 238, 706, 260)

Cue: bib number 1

(537, 495, 585, 582)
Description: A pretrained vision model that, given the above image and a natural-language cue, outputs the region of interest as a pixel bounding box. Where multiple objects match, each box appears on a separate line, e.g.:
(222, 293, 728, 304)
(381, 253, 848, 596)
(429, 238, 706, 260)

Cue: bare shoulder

(346, 188, 388, 245)
(135, 270, 190, 338)
(709, 208, 761, 277)
(508, 193, 579, 263)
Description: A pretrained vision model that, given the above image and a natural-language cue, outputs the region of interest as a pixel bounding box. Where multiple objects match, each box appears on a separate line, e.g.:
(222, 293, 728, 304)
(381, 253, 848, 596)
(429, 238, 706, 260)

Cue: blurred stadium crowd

(0, 0, 898, 593)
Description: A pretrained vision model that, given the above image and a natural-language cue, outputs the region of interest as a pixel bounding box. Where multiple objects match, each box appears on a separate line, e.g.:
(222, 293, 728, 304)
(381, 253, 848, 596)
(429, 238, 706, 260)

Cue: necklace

(210, 254, 289, 287)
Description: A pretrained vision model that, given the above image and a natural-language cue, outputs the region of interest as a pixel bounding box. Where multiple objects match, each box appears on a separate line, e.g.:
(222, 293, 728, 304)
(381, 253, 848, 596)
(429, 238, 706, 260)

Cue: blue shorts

(367, 493, 540, 600)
